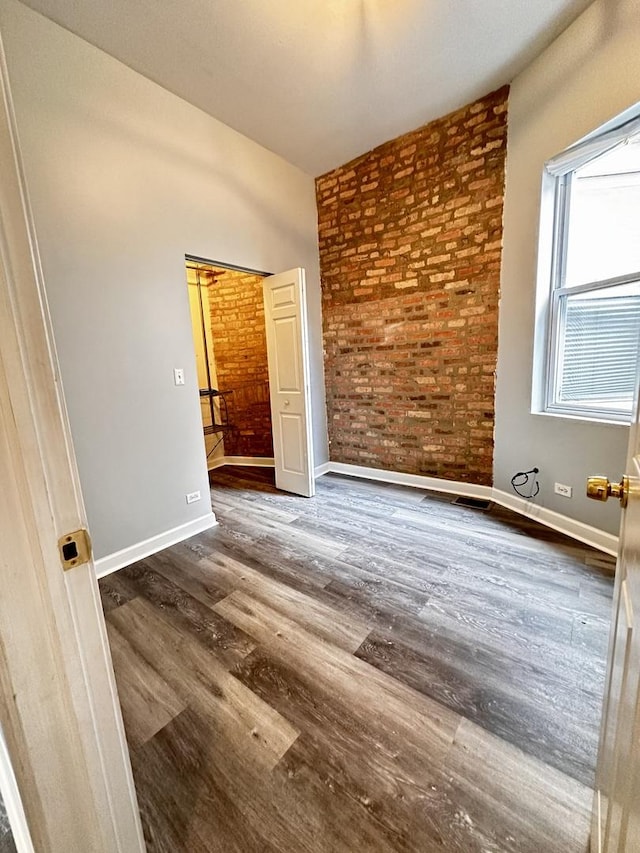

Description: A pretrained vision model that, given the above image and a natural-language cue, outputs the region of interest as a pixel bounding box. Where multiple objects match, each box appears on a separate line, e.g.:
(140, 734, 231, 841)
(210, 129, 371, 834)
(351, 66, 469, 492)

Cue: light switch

(174, 368, 185, 386)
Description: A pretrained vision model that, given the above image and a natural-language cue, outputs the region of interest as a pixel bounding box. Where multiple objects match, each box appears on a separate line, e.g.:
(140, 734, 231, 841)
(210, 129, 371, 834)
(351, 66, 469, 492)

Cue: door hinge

(58, 529, 92, 571)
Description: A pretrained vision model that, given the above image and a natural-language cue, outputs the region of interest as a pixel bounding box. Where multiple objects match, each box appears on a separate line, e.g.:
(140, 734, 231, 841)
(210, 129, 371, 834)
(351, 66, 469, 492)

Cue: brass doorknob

(586, 475, 629, 508)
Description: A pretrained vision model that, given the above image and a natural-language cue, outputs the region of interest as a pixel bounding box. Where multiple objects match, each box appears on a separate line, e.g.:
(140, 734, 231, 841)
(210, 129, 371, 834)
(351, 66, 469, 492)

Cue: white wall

(0, 0, 328, 559)
(495, 0, 640, 536)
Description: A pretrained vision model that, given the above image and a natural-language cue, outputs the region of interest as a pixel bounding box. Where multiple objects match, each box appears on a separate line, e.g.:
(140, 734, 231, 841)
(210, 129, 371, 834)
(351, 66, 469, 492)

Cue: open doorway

(186, 257, 316, 498)
(185, 258, 274, 470)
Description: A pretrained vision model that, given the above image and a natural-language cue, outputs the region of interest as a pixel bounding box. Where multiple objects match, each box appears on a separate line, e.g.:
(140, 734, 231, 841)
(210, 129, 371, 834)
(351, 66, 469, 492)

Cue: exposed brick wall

(316, 87, 508, 486)
(208, 269, 273, 458)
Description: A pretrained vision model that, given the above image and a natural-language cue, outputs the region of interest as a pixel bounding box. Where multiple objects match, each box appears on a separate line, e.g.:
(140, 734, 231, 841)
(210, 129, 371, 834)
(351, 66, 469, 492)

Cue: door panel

(273, 317, 301, 393)
(592, 439, 640, 851)
(270, 281, 296, 308)
(263, 268, 315, 497)
(280, 412, 306, 474)
(603, 579, 635, 846)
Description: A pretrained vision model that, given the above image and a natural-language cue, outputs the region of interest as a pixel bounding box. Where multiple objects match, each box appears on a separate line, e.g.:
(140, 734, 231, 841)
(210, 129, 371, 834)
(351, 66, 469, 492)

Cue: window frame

(541, 120, 640, 424)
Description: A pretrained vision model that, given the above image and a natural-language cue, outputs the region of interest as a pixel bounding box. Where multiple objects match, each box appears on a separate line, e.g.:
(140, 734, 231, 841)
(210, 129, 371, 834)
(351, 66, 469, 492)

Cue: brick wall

(316, 87, 508, 486)
(208, 269, 273, 458)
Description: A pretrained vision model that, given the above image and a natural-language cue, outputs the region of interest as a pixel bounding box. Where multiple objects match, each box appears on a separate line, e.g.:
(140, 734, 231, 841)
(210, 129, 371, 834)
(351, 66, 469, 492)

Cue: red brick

(315, 86, 508, 486)
(208, 269, 273, 458)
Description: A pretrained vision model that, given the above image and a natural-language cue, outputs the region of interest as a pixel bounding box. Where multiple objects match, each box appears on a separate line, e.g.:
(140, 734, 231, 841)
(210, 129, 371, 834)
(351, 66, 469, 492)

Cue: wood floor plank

(198, 532, 333, 592)
(355, 622, 601, 786)
(153, 704, 400, 853)
(153, 546, 372, 653)
(416, 590, 603, 684)
(99, 466, 614, 852)
(131, 708, 281, 853)
(116, 558, 255, 669)
(443, 719, 592, 853)
(99, 570, 138, 612)
(217, 509, 348, 561)
(231, 649, 472, 852)
(213, 590, 460, 762)
(0, 799, 16, 853)
(106, 620, 185, 749)
(317, 472, 429, 507)
(108, 597, 299, 772)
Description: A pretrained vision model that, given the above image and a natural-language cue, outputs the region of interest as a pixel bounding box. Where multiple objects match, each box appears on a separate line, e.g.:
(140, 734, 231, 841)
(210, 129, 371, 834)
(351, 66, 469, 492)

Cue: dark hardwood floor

(100, 466, 615, 852)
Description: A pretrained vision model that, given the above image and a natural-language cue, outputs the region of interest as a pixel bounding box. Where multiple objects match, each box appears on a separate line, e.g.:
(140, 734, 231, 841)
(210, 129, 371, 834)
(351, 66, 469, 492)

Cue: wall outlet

(174, 368, 185, 386)
(554, 482, 572, 498)
(185, 491, 201, 504)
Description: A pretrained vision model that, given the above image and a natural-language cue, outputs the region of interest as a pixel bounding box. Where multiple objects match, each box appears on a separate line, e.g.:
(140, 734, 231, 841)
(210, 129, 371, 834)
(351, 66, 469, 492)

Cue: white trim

(208, 455, 275, 470)
(491, 489, 618, 557)
(95, 512, 217, 578)
(208, 456, 228, 470)
(209, 457, 331, 477)
(326, 461, 491, 500)
(314, 461, 331, 478)
(317, 461, 618, 558)
(546, 112, 640, 176)
(0, 727, 34, 853)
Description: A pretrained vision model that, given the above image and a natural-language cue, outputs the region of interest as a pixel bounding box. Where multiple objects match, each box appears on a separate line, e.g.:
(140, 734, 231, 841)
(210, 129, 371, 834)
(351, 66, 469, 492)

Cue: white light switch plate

(174, 368, 185, 386)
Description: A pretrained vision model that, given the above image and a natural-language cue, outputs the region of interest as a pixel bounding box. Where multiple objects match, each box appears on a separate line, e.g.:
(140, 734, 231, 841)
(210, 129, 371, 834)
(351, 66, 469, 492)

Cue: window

(543, 121, 640, 423)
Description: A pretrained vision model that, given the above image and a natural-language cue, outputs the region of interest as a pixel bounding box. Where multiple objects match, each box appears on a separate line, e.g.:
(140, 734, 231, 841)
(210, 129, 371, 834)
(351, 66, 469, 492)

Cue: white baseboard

(206, 453, 226, 470)
(491, 489, 618, 557)
(94, 512, 218, 578)
(209, 456, 331, 479)
(209, 455, 274, 470)
(317, 461, 618, 557)
(326, 461, 492, 501)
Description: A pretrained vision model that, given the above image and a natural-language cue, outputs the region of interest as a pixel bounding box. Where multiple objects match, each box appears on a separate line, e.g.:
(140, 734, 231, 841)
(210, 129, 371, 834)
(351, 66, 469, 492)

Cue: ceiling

(21, 0, 594, 176)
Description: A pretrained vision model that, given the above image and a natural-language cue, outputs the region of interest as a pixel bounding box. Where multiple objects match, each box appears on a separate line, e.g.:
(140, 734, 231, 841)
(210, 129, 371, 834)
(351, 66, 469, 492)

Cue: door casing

(0, 26, 143, 853)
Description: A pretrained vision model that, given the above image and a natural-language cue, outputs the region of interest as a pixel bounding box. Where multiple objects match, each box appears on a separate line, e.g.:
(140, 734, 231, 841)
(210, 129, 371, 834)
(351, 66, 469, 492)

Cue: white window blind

(558, 293, 640, 409)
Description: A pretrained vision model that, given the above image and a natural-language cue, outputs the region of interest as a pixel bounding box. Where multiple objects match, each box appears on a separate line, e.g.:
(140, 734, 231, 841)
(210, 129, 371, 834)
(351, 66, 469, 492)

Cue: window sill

(531, 409, 630, 428)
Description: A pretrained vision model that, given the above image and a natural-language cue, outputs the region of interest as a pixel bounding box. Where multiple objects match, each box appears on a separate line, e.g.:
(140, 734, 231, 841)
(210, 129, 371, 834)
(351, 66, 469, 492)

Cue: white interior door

(0, 31, 143, 853)
(591, 390, 640, 850)
(263, 268, 315, 497)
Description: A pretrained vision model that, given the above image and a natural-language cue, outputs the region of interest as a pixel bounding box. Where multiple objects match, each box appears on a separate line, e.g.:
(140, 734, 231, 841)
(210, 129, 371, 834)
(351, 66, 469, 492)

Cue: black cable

(511, 467, 540, 499)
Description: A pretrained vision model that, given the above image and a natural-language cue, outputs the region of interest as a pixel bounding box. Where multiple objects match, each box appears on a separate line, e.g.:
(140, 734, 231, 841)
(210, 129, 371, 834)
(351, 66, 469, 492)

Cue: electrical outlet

(174, 368, 185, 386)
(554, 482, 572, 498)
(186, 491, 201, 504)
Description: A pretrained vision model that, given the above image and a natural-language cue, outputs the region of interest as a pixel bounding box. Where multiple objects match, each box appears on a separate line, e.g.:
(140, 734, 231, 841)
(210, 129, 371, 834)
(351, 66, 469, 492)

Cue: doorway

(185, 258, 316, 498)
(185, 258, 274, 470)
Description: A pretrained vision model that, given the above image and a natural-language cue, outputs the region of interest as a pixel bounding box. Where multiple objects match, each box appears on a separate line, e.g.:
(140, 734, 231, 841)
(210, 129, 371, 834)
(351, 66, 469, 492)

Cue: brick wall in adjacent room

(208, 269, 273, 458)
(316, 87, 508, 486)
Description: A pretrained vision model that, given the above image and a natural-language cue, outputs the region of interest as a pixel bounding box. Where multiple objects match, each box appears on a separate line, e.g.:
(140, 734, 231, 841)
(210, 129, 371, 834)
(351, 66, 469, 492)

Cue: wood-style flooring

(0, 796, 15, 853)
(100, 466, 616, 852)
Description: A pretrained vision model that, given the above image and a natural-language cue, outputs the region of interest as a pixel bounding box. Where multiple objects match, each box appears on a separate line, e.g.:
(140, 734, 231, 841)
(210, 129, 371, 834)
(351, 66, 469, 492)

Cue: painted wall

(0, 0, 328, 559)
(316, 89, 508, 485)
(495, 0, 640, 536)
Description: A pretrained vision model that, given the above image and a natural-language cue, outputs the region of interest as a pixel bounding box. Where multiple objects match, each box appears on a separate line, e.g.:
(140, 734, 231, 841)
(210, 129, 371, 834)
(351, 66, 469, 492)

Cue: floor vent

(452, 496, 493, 511)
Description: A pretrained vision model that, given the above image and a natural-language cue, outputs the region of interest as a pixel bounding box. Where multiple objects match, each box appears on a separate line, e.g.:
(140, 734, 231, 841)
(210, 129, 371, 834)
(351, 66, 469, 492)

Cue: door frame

(0, 29, 143, 852)
(184, 255, 317, 486)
